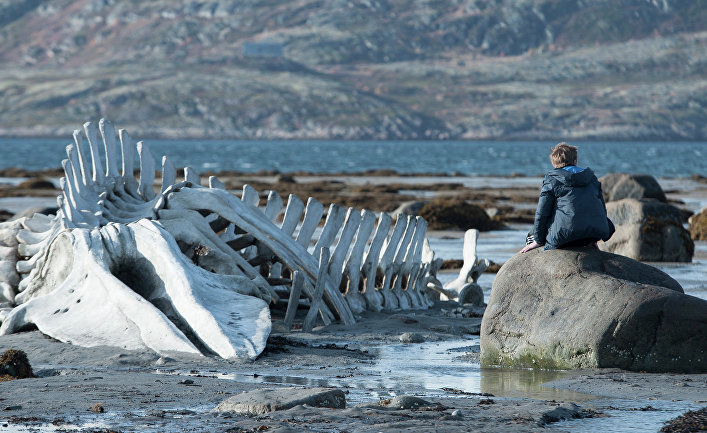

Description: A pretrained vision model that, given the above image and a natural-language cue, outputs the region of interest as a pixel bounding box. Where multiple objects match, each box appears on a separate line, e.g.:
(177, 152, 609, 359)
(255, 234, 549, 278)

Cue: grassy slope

(0, 0, 705, 139)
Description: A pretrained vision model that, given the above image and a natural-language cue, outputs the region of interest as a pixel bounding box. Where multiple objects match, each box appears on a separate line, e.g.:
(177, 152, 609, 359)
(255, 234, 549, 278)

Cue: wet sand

(1, 306, 705, 432)
(1, 172, 706, 432)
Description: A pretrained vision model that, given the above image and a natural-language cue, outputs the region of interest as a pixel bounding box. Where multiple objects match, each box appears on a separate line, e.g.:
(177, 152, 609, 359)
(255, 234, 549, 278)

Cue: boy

(521, 142, 614, 253)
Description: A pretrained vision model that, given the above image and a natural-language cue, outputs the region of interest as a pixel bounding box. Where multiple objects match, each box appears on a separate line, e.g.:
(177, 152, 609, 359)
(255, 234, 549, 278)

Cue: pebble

(451, 409, 463, 417)
(399, 332, 425, 343)
(385, 395, 431, 409)
(155, 356, 173, 366)
(89, 403, 105, 413)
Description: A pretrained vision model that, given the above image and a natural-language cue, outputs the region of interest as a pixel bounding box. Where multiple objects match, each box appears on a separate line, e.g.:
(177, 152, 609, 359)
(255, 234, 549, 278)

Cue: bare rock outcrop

(600, 198, 693, 262)
(599, 173, 667, 203)
(689, 207, 707, 241)
(481, 247, 707, 373)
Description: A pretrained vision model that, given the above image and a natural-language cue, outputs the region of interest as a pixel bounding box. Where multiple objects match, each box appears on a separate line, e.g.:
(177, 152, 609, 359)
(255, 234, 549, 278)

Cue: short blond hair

(550, 142, 578, 168)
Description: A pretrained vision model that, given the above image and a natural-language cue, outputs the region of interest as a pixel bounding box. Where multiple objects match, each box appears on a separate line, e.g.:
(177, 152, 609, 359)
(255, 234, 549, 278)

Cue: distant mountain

(0, 0, 705, 140)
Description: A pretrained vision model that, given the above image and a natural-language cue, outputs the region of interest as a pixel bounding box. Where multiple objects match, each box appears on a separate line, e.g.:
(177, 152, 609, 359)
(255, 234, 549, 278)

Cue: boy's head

(550, 142, 578, 168)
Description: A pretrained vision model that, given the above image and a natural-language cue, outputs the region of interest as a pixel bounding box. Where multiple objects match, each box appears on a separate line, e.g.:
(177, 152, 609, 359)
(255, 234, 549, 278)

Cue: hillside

(0, 0, 705, 140)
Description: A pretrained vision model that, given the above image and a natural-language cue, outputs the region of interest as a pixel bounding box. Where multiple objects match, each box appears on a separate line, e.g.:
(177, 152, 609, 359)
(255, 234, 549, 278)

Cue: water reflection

(480, 367, 595, 402)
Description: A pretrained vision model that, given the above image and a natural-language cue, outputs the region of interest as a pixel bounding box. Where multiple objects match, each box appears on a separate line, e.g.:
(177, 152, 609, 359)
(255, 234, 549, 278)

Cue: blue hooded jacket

(533, 167, 615, 250)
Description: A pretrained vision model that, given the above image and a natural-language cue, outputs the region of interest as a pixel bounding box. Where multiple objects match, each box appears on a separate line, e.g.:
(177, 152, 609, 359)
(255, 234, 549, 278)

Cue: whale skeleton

(0, 119, 445, 359)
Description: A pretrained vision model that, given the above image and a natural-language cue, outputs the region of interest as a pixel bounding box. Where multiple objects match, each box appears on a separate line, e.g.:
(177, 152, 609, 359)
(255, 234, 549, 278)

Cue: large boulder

(213, 387, 346, 415)
(600, 199, 693, 262)
(600, 173, 667, 202)
(419, 198, 501, 231)
(689, 207, 707, 241)
(481, 247, 707, 373)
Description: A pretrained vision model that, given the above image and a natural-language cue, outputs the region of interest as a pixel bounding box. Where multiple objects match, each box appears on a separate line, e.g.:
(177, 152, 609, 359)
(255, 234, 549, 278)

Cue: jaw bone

(0, 220, 270, 359)
(0, 120, 273, 360)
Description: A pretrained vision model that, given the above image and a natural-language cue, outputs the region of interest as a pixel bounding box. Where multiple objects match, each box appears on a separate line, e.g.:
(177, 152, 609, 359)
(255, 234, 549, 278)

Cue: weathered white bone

(341, 210, 376, 314)
(162, 157, 177, 193)
(242, 184, 259, 207)
(99, 119, 120, 178)
(165, 187, 353, 324)
(84, 122, 106, 186)
(0, 221, 270, 359)
(444, 229, 489, 294)
(184, 166, 200, 185)
(283, 271, 304, 331)
(361, 213, 392, 311)
(208, 176, 226, 190)
(296, 198, 324, 248)
(377, 215, 407, 309)
(137, 141, 156, 200)
(0, 119, 449, 359)
(314, 204, 345, 259)
(303, 248, 329, 332)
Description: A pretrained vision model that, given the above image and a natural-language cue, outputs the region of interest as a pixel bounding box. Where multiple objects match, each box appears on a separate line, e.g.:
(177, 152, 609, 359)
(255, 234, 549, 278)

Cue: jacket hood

(548, 167, 596, 187)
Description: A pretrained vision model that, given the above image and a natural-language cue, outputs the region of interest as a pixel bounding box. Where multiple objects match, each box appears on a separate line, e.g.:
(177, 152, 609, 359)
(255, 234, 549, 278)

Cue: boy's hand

(520, 241, 541, 253)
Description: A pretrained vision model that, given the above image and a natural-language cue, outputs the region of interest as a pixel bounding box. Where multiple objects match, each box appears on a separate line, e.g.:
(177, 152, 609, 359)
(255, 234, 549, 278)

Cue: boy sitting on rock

(521, 142, 614, 253)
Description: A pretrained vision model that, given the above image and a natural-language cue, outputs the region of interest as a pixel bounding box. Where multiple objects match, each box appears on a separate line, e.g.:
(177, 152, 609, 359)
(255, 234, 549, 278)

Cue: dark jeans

(526, 232, 598, 249)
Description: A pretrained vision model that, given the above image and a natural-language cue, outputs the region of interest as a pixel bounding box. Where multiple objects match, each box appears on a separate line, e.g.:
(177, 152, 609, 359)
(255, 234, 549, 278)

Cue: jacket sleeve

(533, 176, 555, 245)
(597, 181, 615, 241)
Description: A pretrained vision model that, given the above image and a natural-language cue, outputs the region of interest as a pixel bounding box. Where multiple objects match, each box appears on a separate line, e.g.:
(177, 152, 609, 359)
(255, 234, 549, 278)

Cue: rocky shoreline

(1, 171, 706, 432)
(1, 305, 705, 432)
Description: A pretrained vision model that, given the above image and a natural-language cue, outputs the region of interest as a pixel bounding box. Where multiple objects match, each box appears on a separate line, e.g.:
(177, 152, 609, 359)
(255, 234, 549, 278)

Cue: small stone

(383, 395, 431, 409)
(399, 332, 425, 344)
(451, 409, 463, 417)
(155, 356, 173, 366)
(89, 403, 104, 413)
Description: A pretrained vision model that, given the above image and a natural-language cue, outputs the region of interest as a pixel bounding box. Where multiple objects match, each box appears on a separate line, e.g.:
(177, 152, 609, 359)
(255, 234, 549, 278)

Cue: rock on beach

(213, 387, 346, 415)
(481, 247, 707, 373)
(600, 198, 694, 262)
(600, 173, 667, 202)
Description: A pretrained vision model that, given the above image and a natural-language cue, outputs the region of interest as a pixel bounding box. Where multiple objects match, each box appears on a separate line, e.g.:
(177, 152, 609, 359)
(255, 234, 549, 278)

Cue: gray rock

(481, 248, 707, 373)
(213, 387, 346, 415)
(600, 173, 667, 202)
(600, 198, 693, 262)
(538, 403, 585, 426)
(399, 332, 425, 343)
(392, 201, 428, 216)
(689, 207, 707, 240)
(154, 356, 174, 366)
(383, 395, 431, 410)
(457, 283, 484, 306)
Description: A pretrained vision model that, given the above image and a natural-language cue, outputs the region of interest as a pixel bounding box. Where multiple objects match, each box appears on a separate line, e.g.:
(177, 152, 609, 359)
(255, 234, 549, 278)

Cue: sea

(0, 138, 705, 177)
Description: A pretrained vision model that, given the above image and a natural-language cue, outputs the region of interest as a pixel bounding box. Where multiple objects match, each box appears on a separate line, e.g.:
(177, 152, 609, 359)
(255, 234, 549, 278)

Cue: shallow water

(158, 338, 593, 405)
(558, 398, 703, 433)
(153, 339, 699, 433)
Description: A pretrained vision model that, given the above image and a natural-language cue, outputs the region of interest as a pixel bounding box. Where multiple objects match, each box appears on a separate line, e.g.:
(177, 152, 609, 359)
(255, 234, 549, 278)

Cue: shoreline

(1, 305, 705, 432)
(1, 172, 706, 431)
